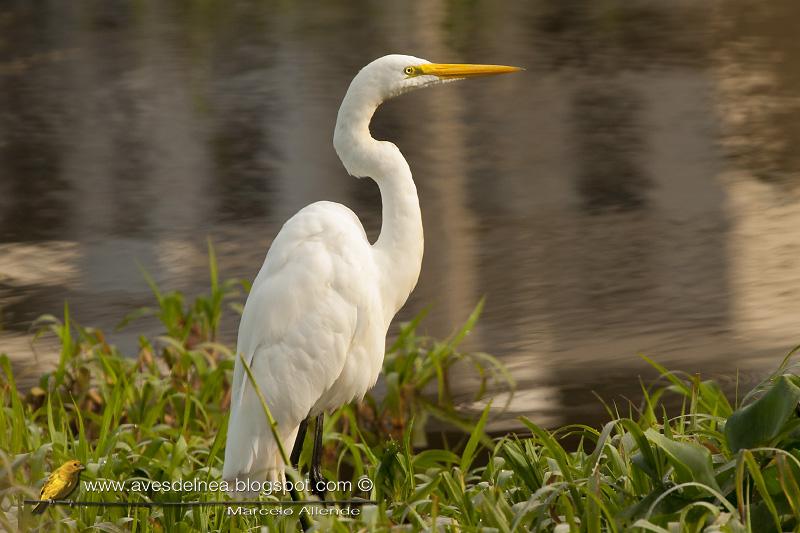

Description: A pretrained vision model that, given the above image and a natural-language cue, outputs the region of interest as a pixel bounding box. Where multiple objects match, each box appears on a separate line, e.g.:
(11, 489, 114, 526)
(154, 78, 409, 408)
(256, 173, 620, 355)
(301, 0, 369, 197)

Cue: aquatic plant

(0, 247, 798, 531)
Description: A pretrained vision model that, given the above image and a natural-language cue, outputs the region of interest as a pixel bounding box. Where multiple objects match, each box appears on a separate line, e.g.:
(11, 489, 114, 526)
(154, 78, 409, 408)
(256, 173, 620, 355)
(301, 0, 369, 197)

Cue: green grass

(2, 245, 800, 531)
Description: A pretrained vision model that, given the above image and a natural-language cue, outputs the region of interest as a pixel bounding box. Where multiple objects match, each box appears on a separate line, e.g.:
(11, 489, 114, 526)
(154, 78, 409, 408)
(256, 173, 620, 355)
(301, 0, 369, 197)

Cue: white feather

(223, 55, 431, 492)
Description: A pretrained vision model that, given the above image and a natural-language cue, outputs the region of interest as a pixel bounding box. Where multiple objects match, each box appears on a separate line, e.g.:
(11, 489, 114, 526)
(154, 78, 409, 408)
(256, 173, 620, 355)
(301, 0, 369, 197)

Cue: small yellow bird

(32, 459, 86, 514)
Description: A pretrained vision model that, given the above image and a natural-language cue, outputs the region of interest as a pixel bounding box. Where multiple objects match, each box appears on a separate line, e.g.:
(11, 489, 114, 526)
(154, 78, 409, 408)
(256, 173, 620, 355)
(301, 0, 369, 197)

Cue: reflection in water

(0, 60, 67, 241)
(2, 0, 800, 430)
(572, 83, 648, 212)
(712, 0, 800, 354)
(532, 0, 710, 70)
(712, 0, 800, 187)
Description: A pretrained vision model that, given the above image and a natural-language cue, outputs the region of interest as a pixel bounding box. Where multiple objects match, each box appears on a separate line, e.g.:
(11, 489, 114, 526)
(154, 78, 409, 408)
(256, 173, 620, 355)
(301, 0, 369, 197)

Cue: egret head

(335, 54, 520, 178)
(350, 54, 521, 103)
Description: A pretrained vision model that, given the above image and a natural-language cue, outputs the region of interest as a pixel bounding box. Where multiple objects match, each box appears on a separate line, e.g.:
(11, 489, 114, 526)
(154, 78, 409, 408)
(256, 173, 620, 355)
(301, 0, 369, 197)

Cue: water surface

(2, 0, 800, 430)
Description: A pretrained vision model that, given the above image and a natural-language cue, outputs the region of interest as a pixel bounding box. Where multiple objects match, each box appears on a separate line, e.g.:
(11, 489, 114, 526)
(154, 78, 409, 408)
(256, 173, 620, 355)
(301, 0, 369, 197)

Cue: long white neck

(333, 87, 424, 322)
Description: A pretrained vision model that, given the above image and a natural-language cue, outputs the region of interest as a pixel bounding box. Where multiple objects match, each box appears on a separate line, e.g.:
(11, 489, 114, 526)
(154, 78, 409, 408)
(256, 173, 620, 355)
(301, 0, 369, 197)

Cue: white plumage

(222, 54, 519, 492)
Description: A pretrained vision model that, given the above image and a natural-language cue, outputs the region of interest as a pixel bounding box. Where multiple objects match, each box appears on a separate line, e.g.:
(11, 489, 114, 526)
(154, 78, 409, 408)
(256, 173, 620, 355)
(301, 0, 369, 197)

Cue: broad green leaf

(725, 375, 800, 452)
(645, 429, 721, 493)
(620, 419, 661, 482)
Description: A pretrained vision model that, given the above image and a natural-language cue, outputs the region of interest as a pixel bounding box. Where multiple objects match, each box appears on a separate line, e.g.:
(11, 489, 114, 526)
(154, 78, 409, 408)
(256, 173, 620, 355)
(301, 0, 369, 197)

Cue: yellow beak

(418, 63, 522, 79)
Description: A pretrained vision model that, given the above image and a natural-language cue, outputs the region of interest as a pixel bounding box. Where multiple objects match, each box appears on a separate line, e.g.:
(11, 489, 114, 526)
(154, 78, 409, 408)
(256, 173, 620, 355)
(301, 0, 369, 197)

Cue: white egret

(223, 54, 520, 497)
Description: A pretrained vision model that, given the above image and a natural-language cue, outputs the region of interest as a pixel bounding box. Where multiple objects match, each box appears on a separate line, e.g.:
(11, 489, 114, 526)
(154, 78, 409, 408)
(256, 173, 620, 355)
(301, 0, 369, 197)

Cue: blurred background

(1, 0, 799, 430)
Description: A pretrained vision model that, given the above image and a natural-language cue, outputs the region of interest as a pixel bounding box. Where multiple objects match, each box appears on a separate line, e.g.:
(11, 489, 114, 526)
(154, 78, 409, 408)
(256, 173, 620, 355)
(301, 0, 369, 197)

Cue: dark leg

(290, 417, 309, 467)
(289, 417, 313, 530)
(309, 413, 328, 499)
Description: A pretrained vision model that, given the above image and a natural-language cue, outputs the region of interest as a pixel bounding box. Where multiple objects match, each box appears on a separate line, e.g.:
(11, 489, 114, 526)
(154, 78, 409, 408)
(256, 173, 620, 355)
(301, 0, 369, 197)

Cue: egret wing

(223, 202, 373, 485)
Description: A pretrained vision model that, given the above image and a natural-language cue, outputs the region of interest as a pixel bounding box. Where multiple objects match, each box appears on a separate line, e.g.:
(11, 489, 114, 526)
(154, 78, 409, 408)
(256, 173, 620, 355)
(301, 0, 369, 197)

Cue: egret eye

(404, 66, 414, 76)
